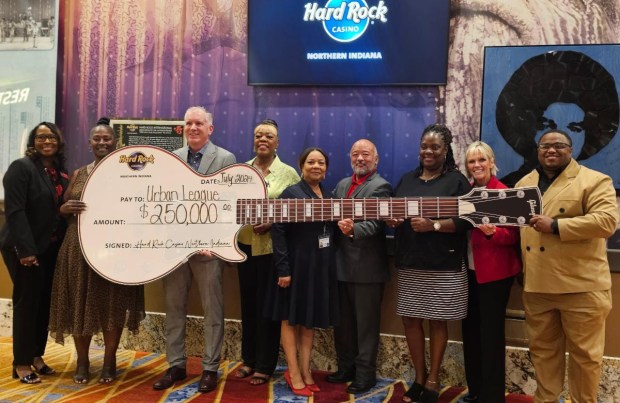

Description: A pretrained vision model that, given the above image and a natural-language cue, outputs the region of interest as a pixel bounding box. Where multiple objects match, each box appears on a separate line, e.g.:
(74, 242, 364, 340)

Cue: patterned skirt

(396, 266, 468, 320)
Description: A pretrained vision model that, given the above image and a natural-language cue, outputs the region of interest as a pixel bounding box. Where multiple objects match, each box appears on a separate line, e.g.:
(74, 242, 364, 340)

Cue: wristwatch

(433, 220, 441, 231)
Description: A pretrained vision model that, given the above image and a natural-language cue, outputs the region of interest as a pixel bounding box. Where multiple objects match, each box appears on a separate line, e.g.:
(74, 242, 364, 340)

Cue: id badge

(318, 234, 330, 249)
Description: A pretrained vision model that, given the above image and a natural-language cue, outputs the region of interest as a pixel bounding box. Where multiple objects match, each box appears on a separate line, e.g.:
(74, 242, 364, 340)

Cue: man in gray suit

(327, 139, 392, 394)
(153, 106, 236, 393)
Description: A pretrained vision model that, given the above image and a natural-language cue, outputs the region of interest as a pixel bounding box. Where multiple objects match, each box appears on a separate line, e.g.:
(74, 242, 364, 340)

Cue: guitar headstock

(458, 186, 542, 227)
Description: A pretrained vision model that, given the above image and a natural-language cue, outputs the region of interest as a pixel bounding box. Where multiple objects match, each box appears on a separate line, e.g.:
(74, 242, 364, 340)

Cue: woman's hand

(197, 249, 213, 257)
(386, 218, 403, 229)
(278, 275, 291, 288)
(410, 217, 433, 232)
(253, 223, 272, 235)
(19, 255, 38, 267)
(60, 200, 87, 216)
(478, 223, 496, 236)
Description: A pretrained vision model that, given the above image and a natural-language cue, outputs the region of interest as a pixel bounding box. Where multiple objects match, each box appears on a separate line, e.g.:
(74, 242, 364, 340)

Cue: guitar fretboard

(236, 197, 466, 224)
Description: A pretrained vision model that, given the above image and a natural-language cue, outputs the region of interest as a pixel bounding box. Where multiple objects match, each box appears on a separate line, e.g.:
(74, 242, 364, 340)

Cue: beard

(353, 164, 372, 176)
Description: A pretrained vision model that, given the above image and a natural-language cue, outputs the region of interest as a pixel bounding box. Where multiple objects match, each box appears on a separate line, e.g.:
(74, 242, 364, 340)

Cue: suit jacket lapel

(197, 142, 216, 174)
(350, 172, 376, 198)
(35, 159, 57, 205)
(299, 179, 321, 199)
(542, 159, 579, 204)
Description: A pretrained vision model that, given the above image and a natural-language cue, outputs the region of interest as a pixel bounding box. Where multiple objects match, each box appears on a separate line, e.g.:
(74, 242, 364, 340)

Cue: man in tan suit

(516, 129, 619, 402)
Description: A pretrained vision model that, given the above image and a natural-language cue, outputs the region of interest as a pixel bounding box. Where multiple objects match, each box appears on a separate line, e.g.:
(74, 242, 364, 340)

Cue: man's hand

(529, 215, 553, 233)
(338, 218, 354, 236)
(278, 275, 291, 288)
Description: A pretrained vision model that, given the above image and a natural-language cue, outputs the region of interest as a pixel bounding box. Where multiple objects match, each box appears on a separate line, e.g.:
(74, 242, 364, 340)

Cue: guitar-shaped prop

(79, 146, 542, 285)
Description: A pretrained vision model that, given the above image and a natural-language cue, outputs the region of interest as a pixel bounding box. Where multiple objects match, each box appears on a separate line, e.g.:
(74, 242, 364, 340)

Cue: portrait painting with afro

(481, 47, 620, 188)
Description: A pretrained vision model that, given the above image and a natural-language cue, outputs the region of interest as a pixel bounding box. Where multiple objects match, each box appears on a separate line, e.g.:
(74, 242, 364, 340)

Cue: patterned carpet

(0, 337, 533, 402)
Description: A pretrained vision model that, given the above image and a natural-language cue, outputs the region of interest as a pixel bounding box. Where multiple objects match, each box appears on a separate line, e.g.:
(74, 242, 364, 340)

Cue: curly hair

(24, 121, 66, 171)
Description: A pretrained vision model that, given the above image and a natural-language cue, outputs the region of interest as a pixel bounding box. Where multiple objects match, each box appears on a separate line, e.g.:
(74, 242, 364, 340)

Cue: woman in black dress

(388, 124, 471, 403)
(268, 147, 338, 397)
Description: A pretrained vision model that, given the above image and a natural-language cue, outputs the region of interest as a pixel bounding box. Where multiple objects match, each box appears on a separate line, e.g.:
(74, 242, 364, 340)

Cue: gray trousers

(163, 255, 224, 371)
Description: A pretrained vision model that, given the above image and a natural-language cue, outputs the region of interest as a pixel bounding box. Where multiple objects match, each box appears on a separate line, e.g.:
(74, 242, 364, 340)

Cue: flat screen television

(247, 0, 450, 86)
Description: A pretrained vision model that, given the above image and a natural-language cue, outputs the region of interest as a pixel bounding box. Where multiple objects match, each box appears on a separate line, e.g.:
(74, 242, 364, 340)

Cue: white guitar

(79, 146, 542, 285)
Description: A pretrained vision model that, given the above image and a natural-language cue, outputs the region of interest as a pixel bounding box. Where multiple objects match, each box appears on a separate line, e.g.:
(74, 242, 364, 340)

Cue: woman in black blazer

(0, 122, 68, 384)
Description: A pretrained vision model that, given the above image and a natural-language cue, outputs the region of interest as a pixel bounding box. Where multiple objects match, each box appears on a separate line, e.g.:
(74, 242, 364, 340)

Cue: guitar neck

(236, 197, 459, 224)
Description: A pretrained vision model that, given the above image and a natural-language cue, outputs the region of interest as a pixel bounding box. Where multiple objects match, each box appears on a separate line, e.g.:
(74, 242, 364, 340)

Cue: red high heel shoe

(283, 370, 313, 397)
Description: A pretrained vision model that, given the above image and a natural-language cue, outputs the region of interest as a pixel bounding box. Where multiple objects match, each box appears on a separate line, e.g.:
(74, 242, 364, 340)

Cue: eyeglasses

(34, 135, 58, 143)
(537, 142, 571, 150)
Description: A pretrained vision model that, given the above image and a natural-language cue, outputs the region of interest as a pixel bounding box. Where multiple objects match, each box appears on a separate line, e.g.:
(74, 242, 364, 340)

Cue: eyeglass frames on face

(537, 142, 571, 150)
(34, 135, 58, 143)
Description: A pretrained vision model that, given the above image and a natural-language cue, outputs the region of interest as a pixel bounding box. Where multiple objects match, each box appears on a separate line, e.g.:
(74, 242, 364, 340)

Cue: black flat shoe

(34, 364, 56, 375)
(12, 368, 41, 384)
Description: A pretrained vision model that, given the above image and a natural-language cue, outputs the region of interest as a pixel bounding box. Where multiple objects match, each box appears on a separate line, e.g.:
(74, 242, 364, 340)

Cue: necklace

(420, 172, 440, 182)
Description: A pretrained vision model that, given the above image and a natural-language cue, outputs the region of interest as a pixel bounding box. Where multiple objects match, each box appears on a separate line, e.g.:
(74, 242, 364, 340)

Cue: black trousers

(2, 241, 59, 366)
(462, 269, 515, 403)
(333, 281, 384, 383)
(237, 243, 281, 375)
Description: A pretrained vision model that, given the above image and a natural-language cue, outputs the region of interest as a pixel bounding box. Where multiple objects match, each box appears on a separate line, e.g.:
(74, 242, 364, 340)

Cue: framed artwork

(480, 44, 620, 188)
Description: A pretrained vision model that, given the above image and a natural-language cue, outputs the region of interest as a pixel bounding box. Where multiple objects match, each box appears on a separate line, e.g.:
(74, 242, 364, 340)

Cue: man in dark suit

(153, 106, 236, 393)
(327, 139, 392, 394)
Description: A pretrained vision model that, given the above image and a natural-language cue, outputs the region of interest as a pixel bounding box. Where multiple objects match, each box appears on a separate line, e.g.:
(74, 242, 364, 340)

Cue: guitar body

(79, 146, 266, 285)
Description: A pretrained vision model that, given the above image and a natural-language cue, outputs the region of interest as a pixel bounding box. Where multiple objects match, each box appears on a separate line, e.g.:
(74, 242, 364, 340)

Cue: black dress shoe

(461, 393, 479, 403)
(326, 369, 355, 383)
(198, 370, 218, 393)
(346, 380, 376, 394)
(153, 366, 187, 390)
(420, 387, 440, 403)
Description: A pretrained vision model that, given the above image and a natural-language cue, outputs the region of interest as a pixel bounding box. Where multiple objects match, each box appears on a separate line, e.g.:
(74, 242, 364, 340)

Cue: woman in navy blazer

(0, 122, 68, 384)
(461, 141, 521, 403)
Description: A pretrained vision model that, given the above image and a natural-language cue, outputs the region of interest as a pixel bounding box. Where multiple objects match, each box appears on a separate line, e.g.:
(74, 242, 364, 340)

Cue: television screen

(248, 0, 450, 86)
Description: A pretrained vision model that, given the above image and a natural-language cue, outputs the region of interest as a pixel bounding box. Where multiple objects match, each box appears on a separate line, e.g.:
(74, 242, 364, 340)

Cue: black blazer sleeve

(1, 158, 63, 258)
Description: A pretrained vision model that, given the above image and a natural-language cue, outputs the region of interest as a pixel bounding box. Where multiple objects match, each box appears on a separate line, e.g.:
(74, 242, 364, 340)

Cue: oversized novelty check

(79, 146, 541, 285)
